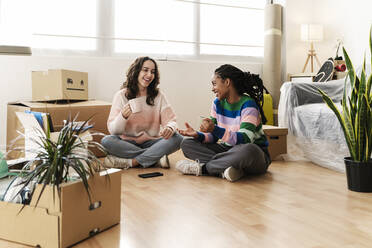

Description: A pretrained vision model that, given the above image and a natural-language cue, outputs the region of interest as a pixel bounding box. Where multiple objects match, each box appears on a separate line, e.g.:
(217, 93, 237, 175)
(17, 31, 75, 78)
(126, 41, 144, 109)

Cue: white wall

(285, 0, 316, 75)
(285, 0, 372, 76)
(0, 56, 261, 149)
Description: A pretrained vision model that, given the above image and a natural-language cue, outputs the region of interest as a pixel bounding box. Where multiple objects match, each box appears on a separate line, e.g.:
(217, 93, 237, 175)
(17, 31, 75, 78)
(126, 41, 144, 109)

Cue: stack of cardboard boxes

(1, 69, 121, 248)
(6, 69, 111, 159)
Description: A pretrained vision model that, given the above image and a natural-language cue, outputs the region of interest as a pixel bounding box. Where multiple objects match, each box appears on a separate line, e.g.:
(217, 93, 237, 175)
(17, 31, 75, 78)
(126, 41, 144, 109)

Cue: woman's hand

(199, 118, 214, 133)
(178, 122, 198, 138)
(122, 103, 132, 119)
(160, 127, 174, 140)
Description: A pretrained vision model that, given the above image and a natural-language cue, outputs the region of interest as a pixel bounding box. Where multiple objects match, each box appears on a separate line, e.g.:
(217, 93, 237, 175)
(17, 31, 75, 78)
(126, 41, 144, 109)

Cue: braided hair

(214, 64, 269, 124)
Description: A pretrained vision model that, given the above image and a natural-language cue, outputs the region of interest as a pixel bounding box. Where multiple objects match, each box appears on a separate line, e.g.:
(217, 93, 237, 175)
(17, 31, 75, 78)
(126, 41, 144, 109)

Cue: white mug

(128, 98, 142, 113)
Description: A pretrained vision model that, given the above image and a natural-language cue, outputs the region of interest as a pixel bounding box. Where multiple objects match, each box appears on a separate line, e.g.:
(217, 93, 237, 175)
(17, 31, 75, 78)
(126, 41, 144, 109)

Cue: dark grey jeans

(101, 132, 183, 167)
(181, 138, 271, 176)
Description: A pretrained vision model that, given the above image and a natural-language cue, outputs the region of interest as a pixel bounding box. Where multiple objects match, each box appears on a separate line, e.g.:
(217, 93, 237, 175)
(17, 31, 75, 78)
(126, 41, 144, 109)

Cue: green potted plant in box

(0, 115, 123, 248)
(318, 27, 372, 192)
(7, 116, 107, 206)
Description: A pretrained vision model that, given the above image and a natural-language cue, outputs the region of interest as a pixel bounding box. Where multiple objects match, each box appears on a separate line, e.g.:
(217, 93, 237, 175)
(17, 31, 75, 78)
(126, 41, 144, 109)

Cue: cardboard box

(32, 69, 88, 101)
(263, 125, 288, 160)
(0, 168, 121, 248)
(6, 100, 111, 159)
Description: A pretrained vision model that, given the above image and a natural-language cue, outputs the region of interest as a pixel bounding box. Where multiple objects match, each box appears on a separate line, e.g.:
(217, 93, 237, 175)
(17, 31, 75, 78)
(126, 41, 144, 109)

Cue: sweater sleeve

(211, 100, 261, 146)
(195, 101, 218, 143)
(107, 90, 128, 135)
(195, 131, 219, 143)
(159, 92, 177, 132)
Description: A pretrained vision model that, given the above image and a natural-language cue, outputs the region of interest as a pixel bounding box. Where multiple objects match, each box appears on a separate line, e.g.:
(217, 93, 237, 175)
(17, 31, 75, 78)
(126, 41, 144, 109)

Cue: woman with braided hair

(176, 64, 271, 182)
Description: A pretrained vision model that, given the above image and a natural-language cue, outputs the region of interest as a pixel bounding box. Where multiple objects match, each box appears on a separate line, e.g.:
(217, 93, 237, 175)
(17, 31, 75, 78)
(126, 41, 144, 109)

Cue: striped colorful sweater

(197, 95, 268, 147)
(107, 89, 177, 144)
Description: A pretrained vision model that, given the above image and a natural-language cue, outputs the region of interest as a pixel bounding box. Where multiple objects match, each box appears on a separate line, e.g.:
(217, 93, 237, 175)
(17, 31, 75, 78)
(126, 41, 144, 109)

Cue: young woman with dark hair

(176, 64, 271, 182)
(101, 56, 183, 169)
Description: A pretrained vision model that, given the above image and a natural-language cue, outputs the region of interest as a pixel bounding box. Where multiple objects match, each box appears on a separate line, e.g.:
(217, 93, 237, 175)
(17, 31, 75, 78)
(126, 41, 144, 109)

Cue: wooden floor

(2, 151, 372, 248)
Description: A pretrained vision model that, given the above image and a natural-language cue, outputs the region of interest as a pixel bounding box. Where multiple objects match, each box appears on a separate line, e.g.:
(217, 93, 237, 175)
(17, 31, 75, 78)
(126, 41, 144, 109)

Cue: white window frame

(9, 0, 264, 63)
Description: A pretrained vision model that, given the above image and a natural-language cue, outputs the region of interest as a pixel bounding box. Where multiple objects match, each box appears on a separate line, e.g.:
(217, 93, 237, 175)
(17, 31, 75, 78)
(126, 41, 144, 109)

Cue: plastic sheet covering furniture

(278, 78, 348, 171)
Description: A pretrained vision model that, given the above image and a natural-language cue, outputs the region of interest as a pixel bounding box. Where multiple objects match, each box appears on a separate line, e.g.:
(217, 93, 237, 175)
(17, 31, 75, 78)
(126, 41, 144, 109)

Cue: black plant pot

(344, 157, 372, 192)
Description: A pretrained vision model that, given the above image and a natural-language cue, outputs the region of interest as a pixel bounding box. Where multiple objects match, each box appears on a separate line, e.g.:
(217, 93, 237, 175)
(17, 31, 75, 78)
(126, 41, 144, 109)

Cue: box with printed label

(32, 69, 88, 101)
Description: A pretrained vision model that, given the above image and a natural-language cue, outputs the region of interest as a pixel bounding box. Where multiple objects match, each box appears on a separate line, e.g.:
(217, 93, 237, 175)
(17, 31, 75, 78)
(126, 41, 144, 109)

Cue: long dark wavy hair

(215, 64, 269, 124)
(121, 56, 160, 105)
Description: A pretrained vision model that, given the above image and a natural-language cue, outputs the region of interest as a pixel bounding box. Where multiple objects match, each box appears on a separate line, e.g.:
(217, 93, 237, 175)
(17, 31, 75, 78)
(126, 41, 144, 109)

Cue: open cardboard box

(6, 100, 111, 159)
(1, 112, 121, 247)
(0, 168, 121, 248)
(14, 112, 93, 160)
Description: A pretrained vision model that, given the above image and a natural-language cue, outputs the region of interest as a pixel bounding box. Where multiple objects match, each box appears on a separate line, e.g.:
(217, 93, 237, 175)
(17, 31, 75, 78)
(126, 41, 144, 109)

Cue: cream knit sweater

(107, 89, 178, 144)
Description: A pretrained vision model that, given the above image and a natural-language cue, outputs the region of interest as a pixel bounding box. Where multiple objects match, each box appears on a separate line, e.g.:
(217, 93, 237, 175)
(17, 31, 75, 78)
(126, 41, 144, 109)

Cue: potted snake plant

(318, 27, 372, 192)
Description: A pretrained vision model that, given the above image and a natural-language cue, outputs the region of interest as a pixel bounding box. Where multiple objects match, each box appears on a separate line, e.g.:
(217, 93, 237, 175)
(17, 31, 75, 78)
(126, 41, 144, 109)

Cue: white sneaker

(175, 159, 202, 176)
(222, 166, 244, 182)
(104, 155, 132, 169)
(159, 155, 170, 169)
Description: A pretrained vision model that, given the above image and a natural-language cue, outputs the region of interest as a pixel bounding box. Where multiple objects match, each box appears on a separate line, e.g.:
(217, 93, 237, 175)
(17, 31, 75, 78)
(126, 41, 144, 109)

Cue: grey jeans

(101, 132, 183, 168)
(181, 138, 271, 176)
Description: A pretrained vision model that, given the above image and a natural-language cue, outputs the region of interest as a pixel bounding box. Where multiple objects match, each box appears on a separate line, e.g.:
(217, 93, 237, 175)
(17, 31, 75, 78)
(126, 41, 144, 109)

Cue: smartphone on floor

(138, 172, 163, 178)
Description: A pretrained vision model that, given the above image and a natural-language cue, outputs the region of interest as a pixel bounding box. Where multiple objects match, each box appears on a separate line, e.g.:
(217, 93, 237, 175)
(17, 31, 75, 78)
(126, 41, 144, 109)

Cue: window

(0, 0, 264, 59)
(114, 0, 264, 58)
(114, 0, 195, 55)
(0, 0, 33, 46)
(200, 1, 264, 56)
(32, 0, 97, 50)
(0, 0, 97, 50)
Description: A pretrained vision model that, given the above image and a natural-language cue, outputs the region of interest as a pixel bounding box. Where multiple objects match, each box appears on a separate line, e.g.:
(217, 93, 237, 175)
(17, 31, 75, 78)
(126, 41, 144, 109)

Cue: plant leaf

(343, 47, 356, 88)
(370, 26, 372, 69)
(367, 74, 372, 99)
(318, 88, 356, 159)
(356, 94, 368, 161)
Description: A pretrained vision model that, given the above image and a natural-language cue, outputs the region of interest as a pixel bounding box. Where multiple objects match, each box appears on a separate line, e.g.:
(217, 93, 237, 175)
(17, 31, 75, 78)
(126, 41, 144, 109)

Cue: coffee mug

(128, 99, 142, 113)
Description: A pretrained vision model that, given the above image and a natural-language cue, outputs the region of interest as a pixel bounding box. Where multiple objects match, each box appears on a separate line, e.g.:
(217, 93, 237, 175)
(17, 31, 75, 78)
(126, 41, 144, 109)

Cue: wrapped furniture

(278, 78, 348, 171)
